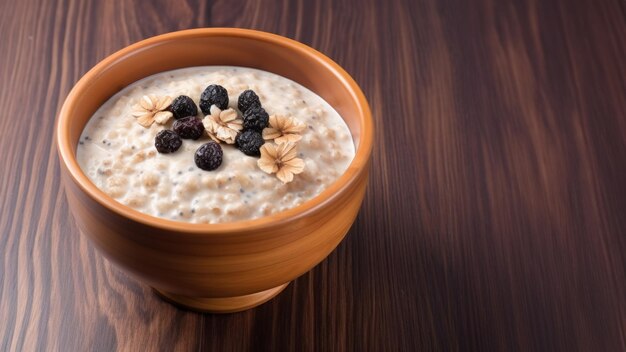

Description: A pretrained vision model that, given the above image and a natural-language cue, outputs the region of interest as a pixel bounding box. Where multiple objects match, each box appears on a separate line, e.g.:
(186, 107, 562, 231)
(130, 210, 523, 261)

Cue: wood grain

(1, 0, 625, 350)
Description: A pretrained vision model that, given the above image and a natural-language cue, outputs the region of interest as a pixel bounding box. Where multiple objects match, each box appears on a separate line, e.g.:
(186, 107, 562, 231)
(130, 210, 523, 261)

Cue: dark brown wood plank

(1, 0, 625, 350)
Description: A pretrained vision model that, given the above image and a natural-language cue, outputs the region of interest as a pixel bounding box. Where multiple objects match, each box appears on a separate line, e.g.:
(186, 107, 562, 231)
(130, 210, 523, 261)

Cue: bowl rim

(56, 27, 373, 234)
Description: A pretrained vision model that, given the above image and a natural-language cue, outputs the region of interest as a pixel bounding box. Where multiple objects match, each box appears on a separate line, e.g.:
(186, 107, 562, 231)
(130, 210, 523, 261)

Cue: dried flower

(262, 115, 306, 144)
(257, 142, 305, 183)
(131, 95, 173, 127)
(202, 105, 243, 144)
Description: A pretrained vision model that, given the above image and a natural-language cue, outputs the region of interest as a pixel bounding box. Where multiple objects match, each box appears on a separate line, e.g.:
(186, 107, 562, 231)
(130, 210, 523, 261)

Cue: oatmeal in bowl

(77, 66, 355, 223)
(56, 28, 373, 313)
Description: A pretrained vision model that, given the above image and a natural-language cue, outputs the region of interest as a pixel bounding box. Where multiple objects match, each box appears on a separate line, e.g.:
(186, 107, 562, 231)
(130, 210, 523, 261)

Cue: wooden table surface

(2, 0, 625, 350)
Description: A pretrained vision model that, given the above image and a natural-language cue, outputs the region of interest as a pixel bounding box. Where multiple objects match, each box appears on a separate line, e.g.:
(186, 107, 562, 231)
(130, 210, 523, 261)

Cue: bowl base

(153, 283, 289, 313)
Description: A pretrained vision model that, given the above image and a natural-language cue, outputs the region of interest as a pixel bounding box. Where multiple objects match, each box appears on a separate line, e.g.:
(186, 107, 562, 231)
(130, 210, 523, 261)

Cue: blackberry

(195, 142, 223, 171)
(154, 130, 182, 153)
(242, 106, 269, 132)
(169, 95, 198, 119)
(235, 130, 265, 156)
(199, 84, 229, 113)
(237, 89, 261, 113)
(173, 116, 204, 140)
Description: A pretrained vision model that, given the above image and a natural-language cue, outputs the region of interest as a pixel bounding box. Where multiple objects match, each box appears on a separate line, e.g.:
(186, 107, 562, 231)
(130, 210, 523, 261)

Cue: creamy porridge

(76, 66, 355, 223)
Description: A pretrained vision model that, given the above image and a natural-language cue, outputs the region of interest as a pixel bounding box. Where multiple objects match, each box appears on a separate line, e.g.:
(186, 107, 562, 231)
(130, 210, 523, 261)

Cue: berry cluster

(154, 93, 203, 153)
(140, 82, 309, 183)
(151, 87, 271, 170)
(235, 89, 268, 156)
(154, 94, 223, 170)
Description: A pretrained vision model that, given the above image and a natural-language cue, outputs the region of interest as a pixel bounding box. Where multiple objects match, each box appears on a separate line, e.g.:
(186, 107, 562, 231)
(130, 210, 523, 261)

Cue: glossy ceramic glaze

(56, 28, 373, 313)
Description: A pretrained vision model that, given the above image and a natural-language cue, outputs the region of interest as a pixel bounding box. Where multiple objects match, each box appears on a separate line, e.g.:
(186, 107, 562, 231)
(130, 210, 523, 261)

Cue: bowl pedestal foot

(153, 282, 289, 313)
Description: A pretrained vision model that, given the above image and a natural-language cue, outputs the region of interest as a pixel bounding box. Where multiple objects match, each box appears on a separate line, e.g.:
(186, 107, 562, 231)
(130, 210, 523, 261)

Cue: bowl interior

(58, 28, 372, 229)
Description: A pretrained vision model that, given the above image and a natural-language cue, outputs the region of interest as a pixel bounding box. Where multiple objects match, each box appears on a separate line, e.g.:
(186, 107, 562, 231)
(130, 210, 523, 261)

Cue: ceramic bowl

(56, 28, 373, 313)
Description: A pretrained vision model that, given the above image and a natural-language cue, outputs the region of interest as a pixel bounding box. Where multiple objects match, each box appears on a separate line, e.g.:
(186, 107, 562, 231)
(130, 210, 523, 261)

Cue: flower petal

(202, 117, 217, 131)
(274, 136, 288, 144)
(278, 142, 298, 161)
(226, 121, 243, 131)
(260, 143, 278, 159)
(225, 130, 238, 144)
(275, 134, 302, 144)
(284, 120, 306, 133)
(276, 168, 294, 183)
(140, 95, 153, 110)
(136, 114, 154, 127)
(214, 126, 236, 144)
(278, 116, 291, 129)
(156, 96, 172, 110)
(262, 128, 281, 140)
(287, 134, 303, 142)
(220, 108, 238, 123)
(215, 126, 231, 140)
(283, 158, 305, 174)
(209, 105, 221, 117)
(131, 104, 146, 117)
(268, 115, 279, 129)
(258, 157, 278, 174)
(153, 111, 173, 124)
(275, 142, 288, 157)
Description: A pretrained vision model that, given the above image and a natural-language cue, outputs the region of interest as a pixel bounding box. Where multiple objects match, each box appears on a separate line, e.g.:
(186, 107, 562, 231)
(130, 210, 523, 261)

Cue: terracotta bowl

(56, 28, 373, 313)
